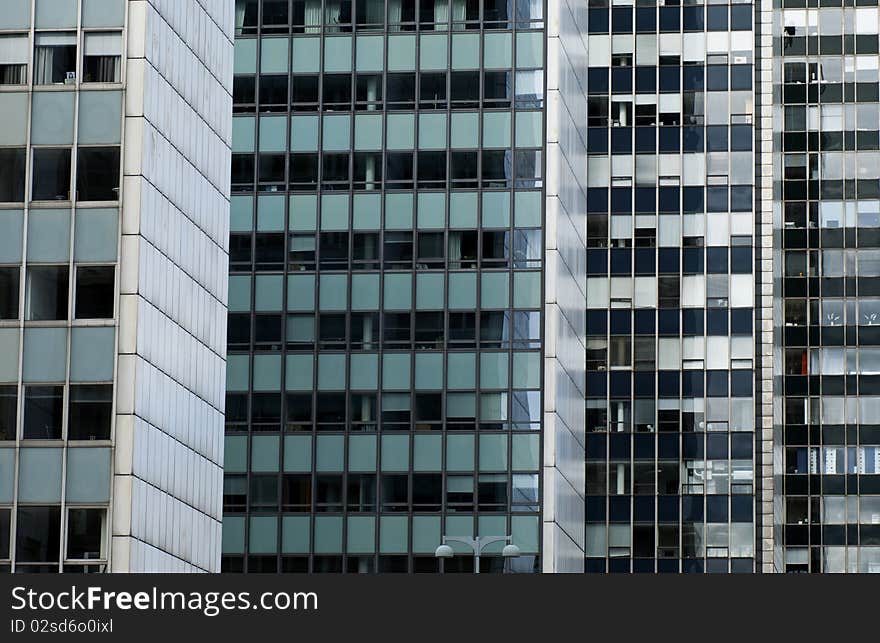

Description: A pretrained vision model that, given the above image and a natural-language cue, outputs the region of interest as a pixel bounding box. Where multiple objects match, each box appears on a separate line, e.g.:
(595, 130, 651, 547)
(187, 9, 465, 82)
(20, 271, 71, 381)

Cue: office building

(0, 0, 233, 572)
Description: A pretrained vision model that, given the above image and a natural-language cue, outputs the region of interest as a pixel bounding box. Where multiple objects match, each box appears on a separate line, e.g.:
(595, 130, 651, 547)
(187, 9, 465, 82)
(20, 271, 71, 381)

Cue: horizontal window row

(234, 70, 544, 111)
(585, 370, 755, 401)
(587, 64, 753, 95)
(786, 446, 880, 475)
(0, 32, 122, 86)
(229, 310, 541, 350)
(783, 133, 880, 155)
(0, 147, 120, 204)
(586, 401, 756, 434)
(782, 395, 880, 425)
(587, 186, 753, 215)
(231, 229, 542, 270)
(227, 472, 539, 513)
(587, 5, 752, 34)
(231, 150, 543, 191)
(221, 554, 537, 574)
(782, 36, 880, 57)
(0, 507, 106, 570)
(235, 0, 544, 33)
(585, 559, 753, 575)
(225, 390, 541, 431)
(588, 126, 754, 155)
(782, 181, 880, 203)
(785, 249, 880, 278)
(781, 546, 880, 575)
(781, 82, 880, 106)
(237, 111, 543, 152)
(588, 460, 754, 496)
(785, 298, 880, 327)
(234, 31, 544, 76)
(0, 384, 112, 441)
(786, 495, 880, 525)
(584, 496, 754, 528)
(587, 245, 753, 276)
(0, 265, 114, 321)
(586, 308, 755, 336)
(230, 271, 542, 312)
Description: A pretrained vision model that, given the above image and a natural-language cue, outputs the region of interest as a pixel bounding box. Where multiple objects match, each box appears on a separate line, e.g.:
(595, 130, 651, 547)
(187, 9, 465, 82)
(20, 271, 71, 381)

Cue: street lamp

(434, 535, 520, 574)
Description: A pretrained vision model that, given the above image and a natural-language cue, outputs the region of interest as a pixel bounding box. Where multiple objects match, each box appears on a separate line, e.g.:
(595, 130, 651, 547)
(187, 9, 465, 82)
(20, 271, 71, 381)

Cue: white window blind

(35, 33, 77, 47)
(84, 33, 122, 57)
(0, 36, 28, 64)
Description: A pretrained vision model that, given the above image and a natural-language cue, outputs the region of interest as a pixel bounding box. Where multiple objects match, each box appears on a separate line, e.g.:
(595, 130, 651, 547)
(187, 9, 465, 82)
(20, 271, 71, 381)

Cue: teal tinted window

(74, 209, 118, 262)
(32, 92, 75, 145)
(83, 0, 126, 27)
(78, 92, 122, 144)
(387, 36, 416, 71)
(484, 32, 512, 68)
(18, 448, 63, 503)
(66, 448, 111, 502)
(418, 113, 447, 150)
(69, 328, 114, 382)
(451, 34, 480, 70)
(355, 36, 383, 72)
(261, 37, 289, 73)
(324, 36, 352, 72)
(291, 115, 319, 151)
(257, 195, 286, 231)
(27, 210, 70, 262)
(253, 354, 282, 391)
(0, 94, 28, 146)
(291, 38, 320, 73)
(255, 274, 283, 309)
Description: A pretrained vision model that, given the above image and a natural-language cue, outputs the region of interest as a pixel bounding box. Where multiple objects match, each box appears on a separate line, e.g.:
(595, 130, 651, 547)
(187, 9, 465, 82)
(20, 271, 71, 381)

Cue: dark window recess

(231, 153, 255, 188)
(233, 75, 256, 109)
(0, 148, 26, 202)
(26, 265, 69, 321)
(0, 267, 19, 319)
(32, 148, 72, 201)
(291, 75, 319, 108)
(323, 74, 352, 109)
(68, 385, 113, 440)
(259, 75, 288, 108)
(23, 386, 64, 440)
(34, 36, 77, 84)
(66, 509, 104, 560)
(15, 506, 61, 563)
(224, 475, 246, 511)
(387, 73, 416, 109)
(75, 266, 114, 319)
(0, 386, 15, 441)
(76, 147, 120, 200)
(419, 72, 447, 109)
(83, 52, 120, 83)
(0, 508, 9, 559)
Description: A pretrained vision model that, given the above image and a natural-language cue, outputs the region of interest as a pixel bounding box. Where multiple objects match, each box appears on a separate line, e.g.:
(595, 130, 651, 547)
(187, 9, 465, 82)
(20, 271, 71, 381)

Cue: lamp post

(434, 535, 521, 574)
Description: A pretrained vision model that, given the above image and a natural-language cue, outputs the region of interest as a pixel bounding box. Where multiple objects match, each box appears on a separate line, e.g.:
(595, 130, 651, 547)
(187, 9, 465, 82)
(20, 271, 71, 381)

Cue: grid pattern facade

(778, 3, 880, 573)
(223, 0, 546, 573)
(0, 0, 232, 574)
(0, 0, 127, 573)
(583, 0, 760, 573)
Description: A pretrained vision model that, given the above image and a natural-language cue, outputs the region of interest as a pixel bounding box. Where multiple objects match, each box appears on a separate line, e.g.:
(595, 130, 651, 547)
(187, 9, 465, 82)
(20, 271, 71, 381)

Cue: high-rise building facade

(221, 0, 878, 577)
(777, 3, 880, 573)
(0, 0, 233, 573)
(224, 0, 570, 572)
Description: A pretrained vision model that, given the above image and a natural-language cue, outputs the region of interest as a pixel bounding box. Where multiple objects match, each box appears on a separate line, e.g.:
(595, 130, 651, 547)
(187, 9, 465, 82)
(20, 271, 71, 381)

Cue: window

(0, 386, 15, 441)
(0, 35, 28, 84)
(66, 509, 106, 561)
(34, 33, 77, 85)
(15, 506, 61, 566)
(23, 386, 64, 440)
(82, 33, 122, 83)
(346, 474, 376, 511)
(68, 384, 112, 440)
(224, 475, 247, 511)
(32, 148, 72, 201)
(0, 508, 9, 562)
(0, 267, 19, 319)
(282, 475, 312, 511)
(75, 266, 114, 319)
(316, 475, 343, 511)
(0, 149, 26, 202)
(26, 265, 69, 320)
(77, 147, 120, 201)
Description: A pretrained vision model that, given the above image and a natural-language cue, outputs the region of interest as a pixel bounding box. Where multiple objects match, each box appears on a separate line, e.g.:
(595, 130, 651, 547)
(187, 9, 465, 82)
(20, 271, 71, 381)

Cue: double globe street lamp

(434, 535, 521, 574)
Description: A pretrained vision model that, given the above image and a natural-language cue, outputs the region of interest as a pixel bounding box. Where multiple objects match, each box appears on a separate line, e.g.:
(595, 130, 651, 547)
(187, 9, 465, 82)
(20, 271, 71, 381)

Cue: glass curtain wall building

(0, 0, 232, 572)
(777, 3, 880, 573)
(212, 1, 880, 575)
(224, 0, 561, 572)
